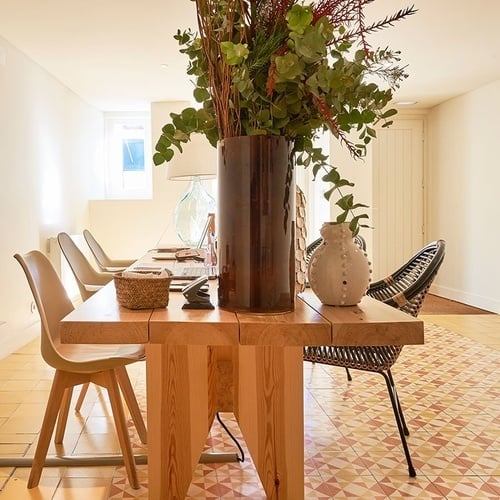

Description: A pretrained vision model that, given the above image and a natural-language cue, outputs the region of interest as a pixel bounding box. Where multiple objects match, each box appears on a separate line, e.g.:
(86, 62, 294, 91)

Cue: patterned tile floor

(0, 318, 498, 498)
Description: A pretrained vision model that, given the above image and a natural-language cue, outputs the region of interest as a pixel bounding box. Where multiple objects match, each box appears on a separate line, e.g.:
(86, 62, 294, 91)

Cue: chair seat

(304, 345, 402, 372)
(53, 343, 145, 373)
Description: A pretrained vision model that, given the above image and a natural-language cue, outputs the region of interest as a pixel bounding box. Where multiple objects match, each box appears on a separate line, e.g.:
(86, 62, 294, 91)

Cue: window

(104, 112, 152, 199)
(122, 138, 145, 171)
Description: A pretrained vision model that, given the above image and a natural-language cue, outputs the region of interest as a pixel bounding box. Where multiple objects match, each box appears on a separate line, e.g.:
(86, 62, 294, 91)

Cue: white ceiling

(1, 0, 499, 111)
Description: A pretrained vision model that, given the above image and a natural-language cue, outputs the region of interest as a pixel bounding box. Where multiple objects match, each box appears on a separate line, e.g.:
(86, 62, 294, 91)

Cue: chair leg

(115, 365, 147, 444)
(28, 371, 87, 488)
(381, 371, 416, 477)
(387, 369, 409, 436)
(92, 369, 139, 489)
(345, 367, 352, 381)
(75, 382, 90, 412)
(54, 387, 74, 444)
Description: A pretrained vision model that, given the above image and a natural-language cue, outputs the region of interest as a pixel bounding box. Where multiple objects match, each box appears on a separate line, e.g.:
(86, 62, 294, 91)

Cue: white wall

(0, 36, 102, 357)
(427, 79, 500, 313)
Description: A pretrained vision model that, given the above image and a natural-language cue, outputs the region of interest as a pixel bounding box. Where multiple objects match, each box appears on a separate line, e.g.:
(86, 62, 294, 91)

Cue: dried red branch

(334, 5, 417, 47)
(266, 44, 288, 96)
(312, 0, 372, 25)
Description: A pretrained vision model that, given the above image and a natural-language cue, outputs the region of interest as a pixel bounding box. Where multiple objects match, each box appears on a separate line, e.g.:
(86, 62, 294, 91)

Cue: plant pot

(217, 136, 295, 313)
(308, 222, 371, 306)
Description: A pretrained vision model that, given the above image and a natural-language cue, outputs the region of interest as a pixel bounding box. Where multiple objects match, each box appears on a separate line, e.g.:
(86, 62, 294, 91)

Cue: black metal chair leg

(381, 372, 416, 477)
(345, 367, 352, 381)
(387, 369, 409, 436)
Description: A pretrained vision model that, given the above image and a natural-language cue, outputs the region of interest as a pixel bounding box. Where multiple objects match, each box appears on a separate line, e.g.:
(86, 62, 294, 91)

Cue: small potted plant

(154, 0, 416, 311)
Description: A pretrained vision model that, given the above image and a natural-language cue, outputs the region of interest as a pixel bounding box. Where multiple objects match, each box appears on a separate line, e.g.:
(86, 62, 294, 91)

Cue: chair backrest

(367, 239, 446, 317)
(57, 232, 113, 301)
(83, 229, 112, 271)
(14, 251, 74, 369)
(83, 229, 135, 272)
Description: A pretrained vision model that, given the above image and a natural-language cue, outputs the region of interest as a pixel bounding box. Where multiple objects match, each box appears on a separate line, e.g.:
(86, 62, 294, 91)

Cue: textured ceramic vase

(308, 222, 371, 306)
(217, 135, 295, 313)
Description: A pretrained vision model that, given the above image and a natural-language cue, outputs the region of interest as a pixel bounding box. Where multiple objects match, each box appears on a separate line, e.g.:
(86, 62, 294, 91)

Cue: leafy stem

(154, 1, 416, 235)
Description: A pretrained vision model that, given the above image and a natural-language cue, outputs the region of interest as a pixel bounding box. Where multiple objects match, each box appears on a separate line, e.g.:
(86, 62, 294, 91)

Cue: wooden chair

(303, 239, 446, 477)
(14, 250, 147, 489)
(83, 229, 135, 272)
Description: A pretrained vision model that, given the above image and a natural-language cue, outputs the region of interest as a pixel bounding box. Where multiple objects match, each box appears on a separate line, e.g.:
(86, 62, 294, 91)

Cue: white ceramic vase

(308, 222, 371, 306)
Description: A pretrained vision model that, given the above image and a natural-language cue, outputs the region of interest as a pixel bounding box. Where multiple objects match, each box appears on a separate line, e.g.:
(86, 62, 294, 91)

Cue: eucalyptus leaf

(153, 0, 416, 236)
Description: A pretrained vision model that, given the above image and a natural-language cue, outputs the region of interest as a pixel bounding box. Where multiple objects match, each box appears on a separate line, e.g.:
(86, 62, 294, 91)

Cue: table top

(60, 281, 423, 347)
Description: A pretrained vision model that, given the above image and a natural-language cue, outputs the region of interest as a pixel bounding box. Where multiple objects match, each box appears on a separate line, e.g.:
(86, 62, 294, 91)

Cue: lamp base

(174, 176, 216, 247)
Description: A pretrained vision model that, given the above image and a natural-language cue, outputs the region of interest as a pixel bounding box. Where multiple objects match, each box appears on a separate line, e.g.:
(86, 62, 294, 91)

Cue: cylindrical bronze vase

(217, 136, 295, 313)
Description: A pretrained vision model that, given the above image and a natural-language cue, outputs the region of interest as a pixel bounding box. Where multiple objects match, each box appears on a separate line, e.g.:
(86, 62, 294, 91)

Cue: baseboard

(430, 283, 499, 314)
(0, 320, 39, 360)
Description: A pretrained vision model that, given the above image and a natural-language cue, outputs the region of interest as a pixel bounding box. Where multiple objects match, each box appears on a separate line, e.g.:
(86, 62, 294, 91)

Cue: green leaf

(336, 211, 348, 223)
(290, 23, 328, 64)
(221, 41, 249, 65)
(163, 149, 174, 162)
(274, 52, 305, 81)
(336, 194, 354, 210)
(361, 110, 376, 123)
(173, 130, 189, 142)
(193, 87, 210, 102)
(155, 141, 168, 154)
(381, 108, 398, 119)
(323, 188, 334, 200)
(286, 5, 313, 35)
(152, 152, 166, 166)
(161, 123, 175, 136)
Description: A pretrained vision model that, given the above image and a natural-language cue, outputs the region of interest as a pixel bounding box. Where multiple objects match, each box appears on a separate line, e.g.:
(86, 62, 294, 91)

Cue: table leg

(237, 345, 304, 500)
(146, 344, 210, 499)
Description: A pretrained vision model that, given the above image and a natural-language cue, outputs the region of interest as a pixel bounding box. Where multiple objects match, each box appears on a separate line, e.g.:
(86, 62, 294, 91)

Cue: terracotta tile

(0, 320, 499, 498)
(376, 475, 444, 498)
(431, 475, 500, 498)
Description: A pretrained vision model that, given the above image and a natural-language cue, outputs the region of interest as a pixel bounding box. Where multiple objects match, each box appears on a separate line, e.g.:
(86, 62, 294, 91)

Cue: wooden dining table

(60, 273, 423, 500)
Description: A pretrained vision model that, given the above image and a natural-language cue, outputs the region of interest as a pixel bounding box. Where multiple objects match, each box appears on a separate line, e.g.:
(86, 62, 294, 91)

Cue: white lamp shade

(167, 134, 217, 180)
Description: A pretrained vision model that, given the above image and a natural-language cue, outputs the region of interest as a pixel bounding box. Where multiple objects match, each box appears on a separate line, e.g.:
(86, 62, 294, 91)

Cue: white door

(371, 118, 424, 280)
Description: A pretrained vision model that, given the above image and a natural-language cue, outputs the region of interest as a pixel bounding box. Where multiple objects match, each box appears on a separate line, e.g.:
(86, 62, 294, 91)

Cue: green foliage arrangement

(154, 0, 416, 233)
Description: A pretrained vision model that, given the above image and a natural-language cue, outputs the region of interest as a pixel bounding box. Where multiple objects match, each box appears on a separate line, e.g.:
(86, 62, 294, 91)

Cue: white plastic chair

(14, 250, 146, 489)
(83, 229, 135, 272)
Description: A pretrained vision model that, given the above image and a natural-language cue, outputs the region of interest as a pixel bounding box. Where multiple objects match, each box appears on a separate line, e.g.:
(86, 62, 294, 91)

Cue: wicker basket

(114, 271, 173, 309)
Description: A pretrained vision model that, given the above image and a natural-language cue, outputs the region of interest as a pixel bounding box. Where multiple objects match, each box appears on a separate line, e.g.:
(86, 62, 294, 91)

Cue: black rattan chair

(303, 239, 446, 477)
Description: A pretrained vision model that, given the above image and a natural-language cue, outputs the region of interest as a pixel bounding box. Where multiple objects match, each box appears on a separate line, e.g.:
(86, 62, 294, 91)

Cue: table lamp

(167, 135, 217, 247)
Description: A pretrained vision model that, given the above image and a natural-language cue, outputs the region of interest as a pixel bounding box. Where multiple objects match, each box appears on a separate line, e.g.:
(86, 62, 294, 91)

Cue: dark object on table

(182, 276, 214, 309)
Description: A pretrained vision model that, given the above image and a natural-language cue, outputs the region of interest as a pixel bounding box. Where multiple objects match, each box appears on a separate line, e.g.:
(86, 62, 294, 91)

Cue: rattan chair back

(367, 239, 446, 317)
